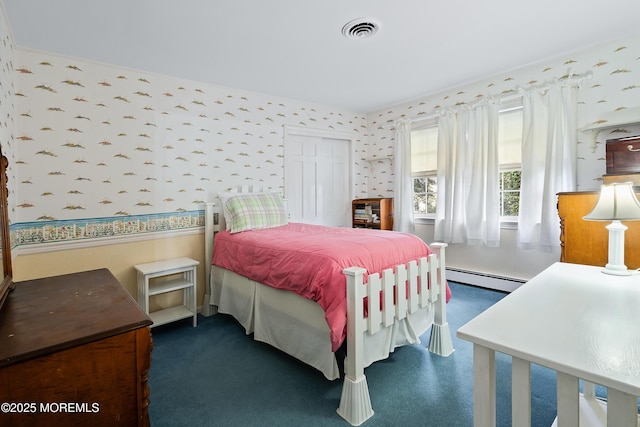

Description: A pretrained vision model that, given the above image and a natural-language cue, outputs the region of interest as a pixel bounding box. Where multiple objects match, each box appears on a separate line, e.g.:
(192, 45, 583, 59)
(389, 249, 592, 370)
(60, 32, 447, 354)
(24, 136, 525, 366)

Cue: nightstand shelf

(150, 305, 195, 327)
(149, 277, 193, 295)
(135, 257, 199, 327)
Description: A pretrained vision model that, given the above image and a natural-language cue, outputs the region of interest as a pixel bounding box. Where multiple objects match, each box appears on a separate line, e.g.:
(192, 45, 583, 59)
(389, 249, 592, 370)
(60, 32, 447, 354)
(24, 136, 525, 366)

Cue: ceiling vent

(342, 18, 381, 39)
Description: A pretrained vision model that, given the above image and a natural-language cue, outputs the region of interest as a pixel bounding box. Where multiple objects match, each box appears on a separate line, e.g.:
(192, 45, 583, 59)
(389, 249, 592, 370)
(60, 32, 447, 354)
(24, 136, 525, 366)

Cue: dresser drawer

(606, 135, 640, 174)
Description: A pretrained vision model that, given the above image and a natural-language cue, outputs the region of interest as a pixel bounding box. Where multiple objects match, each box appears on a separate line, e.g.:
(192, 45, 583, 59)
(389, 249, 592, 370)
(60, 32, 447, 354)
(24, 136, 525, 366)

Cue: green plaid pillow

(223, 192, 288, 233)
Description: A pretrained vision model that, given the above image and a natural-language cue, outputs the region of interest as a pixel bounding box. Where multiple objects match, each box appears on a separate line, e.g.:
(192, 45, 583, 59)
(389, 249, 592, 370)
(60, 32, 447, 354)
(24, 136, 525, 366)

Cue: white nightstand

(135, 257, 199, 327)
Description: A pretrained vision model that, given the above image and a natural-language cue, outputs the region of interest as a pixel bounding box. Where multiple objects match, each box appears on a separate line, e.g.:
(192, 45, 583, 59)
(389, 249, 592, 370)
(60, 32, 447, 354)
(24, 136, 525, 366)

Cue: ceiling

(4, 0, 640, 113)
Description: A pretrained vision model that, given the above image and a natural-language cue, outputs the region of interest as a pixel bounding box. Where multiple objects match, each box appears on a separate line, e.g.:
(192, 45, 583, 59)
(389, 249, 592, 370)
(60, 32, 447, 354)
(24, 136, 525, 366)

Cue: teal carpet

(148, 282, 559, 426)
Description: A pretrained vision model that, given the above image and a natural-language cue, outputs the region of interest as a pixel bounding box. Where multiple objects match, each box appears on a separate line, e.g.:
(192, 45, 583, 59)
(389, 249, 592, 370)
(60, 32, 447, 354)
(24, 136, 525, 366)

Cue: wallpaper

(366, 33, 640, 196)
(0, 8, 15, 224)
(13, 49, 367, 247)
(7, 21, 640, 249)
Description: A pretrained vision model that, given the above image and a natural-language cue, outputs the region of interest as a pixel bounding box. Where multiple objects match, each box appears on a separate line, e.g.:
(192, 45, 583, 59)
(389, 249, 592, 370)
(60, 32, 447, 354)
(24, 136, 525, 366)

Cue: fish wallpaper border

(10, 210, 203, 248)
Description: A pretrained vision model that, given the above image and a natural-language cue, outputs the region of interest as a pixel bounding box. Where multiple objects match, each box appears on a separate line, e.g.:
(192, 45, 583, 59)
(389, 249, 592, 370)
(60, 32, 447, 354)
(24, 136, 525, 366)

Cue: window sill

(500, 220, 518, 230)
(413, 217, 518, 230)
(414, 216, 435, 225)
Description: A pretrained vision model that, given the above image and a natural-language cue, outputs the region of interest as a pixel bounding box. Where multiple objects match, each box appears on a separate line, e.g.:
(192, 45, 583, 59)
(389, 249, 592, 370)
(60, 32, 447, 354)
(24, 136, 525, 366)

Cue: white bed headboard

(203, 185, 265, 307)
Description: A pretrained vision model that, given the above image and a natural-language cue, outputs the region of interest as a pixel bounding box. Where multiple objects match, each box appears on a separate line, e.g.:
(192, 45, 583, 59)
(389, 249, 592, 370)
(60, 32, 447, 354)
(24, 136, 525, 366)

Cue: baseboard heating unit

(446, 268, 526, 293)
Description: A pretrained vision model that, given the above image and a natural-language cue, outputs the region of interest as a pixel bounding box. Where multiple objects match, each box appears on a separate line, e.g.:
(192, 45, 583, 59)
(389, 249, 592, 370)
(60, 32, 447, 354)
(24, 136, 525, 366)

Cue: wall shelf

(579, 107, 640, 153)
(363, 155, 393, 163)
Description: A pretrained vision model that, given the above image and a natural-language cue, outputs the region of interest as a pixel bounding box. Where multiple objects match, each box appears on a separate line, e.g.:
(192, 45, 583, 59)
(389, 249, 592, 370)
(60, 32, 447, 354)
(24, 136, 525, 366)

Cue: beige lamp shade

(583, 182, 640, 221)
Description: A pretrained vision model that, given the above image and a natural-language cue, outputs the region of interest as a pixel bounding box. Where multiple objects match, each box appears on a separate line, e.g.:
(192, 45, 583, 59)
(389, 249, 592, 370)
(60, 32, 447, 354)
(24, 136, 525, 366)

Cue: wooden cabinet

(606, 135, 640, 175)
(558, 191, 640, 269)
(0, 269, 153, 427)
(352, 198, 394, 230)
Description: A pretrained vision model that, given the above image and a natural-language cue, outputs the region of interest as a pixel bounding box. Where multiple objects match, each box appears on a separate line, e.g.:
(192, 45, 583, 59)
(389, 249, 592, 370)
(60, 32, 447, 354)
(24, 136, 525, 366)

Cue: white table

(457, 262, 640, 427)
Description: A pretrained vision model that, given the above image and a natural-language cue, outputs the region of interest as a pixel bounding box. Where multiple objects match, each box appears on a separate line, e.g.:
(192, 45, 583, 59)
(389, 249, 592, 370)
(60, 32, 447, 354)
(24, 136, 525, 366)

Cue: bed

(201, 188, 453, 425)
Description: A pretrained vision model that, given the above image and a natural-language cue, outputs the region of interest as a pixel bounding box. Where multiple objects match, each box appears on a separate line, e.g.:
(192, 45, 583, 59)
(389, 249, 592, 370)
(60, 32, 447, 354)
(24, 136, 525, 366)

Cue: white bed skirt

(210, 266, 436, 380)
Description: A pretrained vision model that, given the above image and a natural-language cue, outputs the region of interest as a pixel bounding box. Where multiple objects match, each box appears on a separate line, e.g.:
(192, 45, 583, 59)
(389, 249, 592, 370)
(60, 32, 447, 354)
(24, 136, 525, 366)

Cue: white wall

(10, 48, 368, 250)
(414, 223, 559, 282)
(0, 4, 16, 225)
(365, 33, 640, 281)
(6, 46, 370, 290)
(5, 1, 640, 285)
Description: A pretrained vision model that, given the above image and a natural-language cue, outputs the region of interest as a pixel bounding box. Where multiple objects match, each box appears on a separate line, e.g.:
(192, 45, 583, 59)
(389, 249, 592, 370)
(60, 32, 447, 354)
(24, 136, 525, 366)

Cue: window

(500, 168, 521, 217)
(410, 124, 438, 217)
(409, 101, 524, 221)
(497, 103, 523, 220)
(413, 176, 437, 215)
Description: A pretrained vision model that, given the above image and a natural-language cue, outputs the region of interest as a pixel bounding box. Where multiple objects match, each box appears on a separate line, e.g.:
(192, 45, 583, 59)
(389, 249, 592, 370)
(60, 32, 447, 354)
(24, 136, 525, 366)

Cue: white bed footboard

(337, 244, 453, 426)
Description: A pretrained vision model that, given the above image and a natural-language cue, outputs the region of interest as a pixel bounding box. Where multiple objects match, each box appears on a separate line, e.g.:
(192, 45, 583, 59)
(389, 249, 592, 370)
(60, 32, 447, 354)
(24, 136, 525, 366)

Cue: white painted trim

(283, 124, 355, 141)
(446, 267, 525, 293)
(14, 227, 203, 255)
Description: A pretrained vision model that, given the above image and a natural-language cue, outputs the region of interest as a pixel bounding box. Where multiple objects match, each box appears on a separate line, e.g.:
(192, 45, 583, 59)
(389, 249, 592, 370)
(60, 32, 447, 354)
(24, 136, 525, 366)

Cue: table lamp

(583, 182, 640, 275)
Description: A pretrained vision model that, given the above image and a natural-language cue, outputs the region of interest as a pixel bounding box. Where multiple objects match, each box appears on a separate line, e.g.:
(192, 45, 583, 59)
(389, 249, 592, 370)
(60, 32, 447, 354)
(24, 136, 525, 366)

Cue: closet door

(284, 128, 353, 227)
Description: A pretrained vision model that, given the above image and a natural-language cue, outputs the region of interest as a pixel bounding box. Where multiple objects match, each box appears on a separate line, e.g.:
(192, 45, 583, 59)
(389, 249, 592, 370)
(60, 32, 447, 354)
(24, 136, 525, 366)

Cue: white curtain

(434, 100, 500, 246)
(518, 84, 578, 252)
(393, 119, 415, 233)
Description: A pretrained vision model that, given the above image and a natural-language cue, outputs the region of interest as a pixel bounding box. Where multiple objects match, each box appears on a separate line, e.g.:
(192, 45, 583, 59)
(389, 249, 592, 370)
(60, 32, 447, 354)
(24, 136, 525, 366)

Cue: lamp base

(602, 221, 637, 276)
(601, 267, 640, 276)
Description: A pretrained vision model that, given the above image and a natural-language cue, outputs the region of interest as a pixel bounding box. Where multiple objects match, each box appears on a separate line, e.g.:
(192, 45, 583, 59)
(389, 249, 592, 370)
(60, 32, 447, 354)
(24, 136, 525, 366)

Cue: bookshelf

(352, 198, 393, 230)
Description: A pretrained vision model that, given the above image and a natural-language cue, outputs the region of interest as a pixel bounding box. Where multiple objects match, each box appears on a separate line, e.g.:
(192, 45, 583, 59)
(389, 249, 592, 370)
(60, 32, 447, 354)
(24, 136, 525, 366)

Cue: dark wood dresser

(0, 269, 153, 427)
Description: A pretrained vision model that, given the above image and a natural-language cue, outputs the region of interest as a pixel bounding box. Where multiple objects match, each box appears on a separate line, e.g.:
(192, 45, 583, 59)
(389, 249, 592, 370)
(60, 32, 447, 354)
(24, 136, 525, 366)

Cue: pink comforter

(211, 222, 451, 351)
